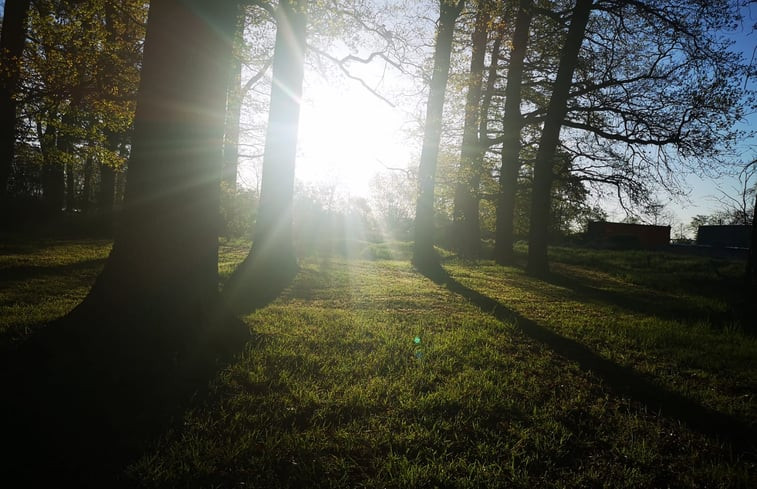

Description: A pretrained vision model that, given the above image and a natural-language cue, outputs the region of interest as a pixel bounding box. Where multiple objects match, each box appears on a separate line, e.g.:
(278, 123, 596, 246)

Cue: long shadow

(0, 257, 106, 281)
(542, 268, 743, 329)
(0, 280, 284, 487)
(419, 264, 757, 455)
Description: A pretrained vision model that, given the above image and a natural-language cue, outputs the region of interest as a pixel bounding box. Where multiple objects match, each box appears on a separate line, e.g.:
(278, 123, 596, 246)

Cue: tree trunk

(452, 0, 490, 258)
(225, 0, 306, 308)
(493, 0, 533, 265)
(748, 190, 757, 311)
(84, 0, 236, 323)
(413, 0, 465, 271)
(526, 0, 592, 276)
(0, 0, 31, 198)
(97, 133, 118, 218)
(3, 3, 243, 481)
(81, 154, 93, 214)
(39, 122, 65, 217)
(65, 161, 76, 212)
(223, 7, 246, 189)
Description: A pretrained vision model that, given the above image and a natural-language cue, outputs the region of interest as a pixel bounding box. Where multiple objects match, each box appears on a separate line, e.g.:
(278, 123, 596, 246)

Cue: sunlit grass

(3, 237, 754, 486)
(130, 249, 755, 488)
(445, 255, 757, 430)
(0, 237, 111, 343)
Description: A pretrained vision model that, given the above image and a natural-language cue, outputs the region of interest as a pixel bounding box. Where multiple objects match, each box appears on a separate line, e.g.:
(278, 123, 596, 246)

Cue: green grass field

(1, 238, 755, 487)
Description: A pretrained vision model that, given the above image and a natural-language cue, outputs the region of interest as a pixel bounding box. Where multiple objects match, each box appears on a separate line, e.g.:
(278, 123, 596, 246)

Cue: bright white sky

(260, 2, 757, 235)
(297, 73, 414, 198)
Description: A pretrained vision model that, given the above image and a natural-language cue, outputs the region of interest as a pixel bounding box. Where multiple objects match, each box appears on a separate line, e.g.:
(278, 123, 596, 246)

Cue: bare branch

(306, 44, 397, 107)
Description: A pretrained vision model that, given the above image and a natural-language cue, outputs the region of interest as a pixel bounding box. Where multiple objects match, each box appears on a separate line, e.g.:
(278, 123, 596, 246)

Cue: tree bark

(223, 6, 246, 189)
(225, 0, 306, 308)
(39, 121, 65, 217)
(413, 0, 465, 271)
(0, 0, 31, 198)
(65, 161, 76, 212)
(526, 0, 592, 276)
(82, 154, 93, 214)
(2, 2, 242, 483)
(748, 190, 757, 308)
(452, 0, 490, 258)
(84, 0, 237, 322)
(493, 0, 533, 265)
(97, 132, 118, 217)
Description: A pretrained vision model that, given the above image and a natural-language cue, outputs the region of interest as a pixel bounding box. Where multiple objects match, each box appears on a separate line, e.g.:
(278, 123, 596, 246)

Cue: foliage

(219, 183, 257, 238)
(10, 0, 145, 209)
(369, 168, 417, 241)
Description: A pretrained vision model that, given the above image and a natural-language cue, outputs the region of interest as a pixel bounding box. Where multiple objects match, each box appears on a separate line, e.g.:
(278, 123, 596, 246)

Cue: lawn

(1, 237, 755, 487)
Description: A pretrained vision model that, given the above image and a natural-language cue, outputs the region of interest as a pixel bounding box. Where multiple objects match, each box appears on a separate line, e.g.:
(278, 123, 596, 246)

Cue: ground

(1, 237, 755, 487)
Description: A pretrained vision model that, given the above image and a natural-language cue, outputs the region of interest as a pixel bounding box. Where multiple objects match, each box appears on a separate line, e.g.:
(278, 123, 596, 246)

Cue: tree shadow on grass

(541, 265, 746, 331)
(0, 257, 107, 282)
(0, 285, 283, 487)
(417, 263, 757, 456)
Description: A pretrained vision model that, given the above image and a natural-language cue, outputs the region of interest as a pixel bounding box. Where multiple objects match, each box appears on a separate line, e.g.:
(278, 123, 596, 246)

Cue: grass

(2, 237, 755, 487)
(0, 236, 111, 344)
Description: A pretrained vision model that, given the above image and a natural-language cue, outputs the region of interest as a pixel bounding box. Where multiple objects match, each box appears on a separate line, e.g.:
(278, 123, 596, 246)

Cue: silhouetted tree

(527, 0, 592, 276)
(743, 159, 757, 305)
(493, 0, 533, 265)
(82, 0, 237, 332)
(0, 0, 30, 200)
(413, 0, 465, 271)
(225, 0, 306, 307)
(452, 0, 491, 258)
(223, 4, 273, 189)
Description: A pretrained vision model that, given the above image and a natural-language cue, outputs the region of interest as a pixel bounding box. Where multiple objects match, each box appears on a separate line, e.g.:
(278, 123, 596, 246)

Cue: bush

(219, 184, 257, 238)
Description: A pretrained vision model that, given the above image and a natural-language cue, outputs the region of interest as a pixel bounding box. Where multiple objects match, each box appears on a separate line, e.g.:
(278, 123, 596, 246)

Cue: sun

(296, 76, 411, 198)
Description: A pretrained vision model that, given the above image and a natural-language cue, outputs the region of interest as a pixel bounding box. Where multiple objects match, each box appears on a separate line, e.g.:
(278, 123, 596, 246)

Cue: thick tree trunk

(225, 0, 306, 308)
(452, 0, 490, 258)
(85, 0, 236, 322)
(413, 0, 465, 271)
(2, 2, 242, 483)
(526, 0, 592, 276)
(223, 58, 242, 188)
(0, 0, 30, 198)
(493, 0, 533, 265)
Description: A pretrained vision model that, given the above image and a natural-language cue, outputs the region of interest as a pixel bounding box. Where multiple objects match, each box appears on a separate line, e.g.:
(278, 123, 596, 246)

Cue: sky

(3, 0, 753, 234)
(292, 2, 757, 236)
(296, 72, 414, 198)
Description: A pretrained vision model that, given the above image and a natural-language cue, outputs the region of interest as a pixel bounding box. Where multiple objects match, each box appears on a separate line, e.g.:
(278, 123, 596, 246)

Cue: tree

(713, 164, 757, 226)
(451, 0, 491, 258)
(3, 0, 243, 482)
(748, 177, 757, 304)
(223, 3, 274, 189)
(413, 0, 466, 271)
(527, 0, 593, 276)
(225, 0, 307, 308)
(369, 168, 417, 240)
(82, 0, 237, 331)
(493, 0, 533, 265)
(7, 0, 145, 221)
(551, 0, 751, 222)
(0, 0, 31, 199)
